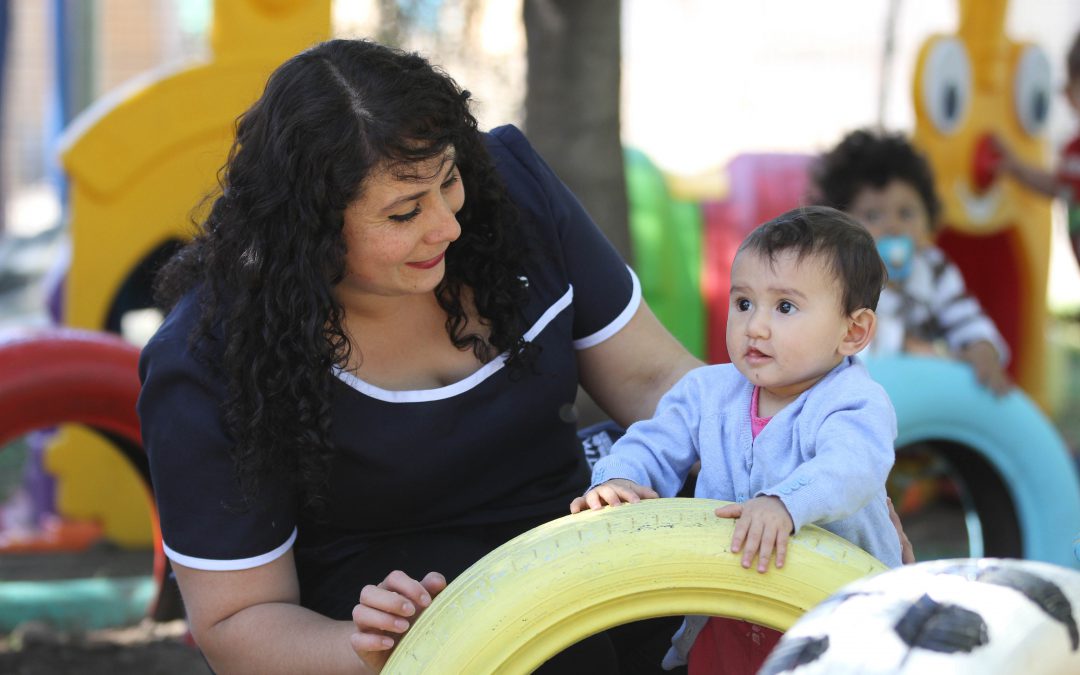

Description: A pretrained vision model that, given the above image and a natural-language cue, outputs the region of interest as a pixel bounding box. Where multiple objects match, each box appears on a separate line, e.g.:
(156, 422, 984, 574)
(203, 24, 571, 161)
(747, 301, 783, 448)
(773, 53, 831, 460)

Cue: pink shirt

(750, 386, 772, 438)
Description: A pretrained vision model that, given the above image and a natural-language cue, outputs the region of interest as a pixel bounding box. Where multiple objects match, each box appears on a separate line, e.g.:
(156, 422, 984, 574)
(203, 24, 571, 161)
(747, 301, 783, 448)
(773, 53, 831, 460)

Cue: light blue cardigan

(588, 356, 902, 667)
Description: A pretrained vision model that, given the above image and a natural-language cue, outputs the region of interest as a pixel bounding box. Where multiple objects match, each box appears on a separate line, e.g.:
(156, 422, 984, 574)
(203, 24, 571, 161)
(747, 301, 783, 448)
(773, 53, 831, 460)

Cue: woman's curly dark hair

(813, 128, 942, 229)
(154, 39, 533, 507)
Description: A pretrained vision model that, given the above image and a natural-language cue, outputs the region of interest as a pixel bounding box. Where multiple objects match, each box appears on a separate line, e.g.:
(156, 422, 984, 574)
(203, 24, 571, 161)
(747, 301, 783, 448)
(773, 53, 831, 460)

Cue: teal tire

(866, 354, 1080, 568)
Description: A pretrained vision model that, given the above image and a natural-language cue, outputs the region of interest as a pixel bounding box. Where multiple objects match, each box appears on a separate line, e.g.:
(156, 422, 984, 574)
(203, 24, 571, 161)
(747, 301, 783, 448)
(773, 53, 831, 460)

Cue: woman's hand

(887, 497, 916, 564)
(350, 570, 447, 670)
(569, 478, 659, 513)
(715, 496, 794, 573)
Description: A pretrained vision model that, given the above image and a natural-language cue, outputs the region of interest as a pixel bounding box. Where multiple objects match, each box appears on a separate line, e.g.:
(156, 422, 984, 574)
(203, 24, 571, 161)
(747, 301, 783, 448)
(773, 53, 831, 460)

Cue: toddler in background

(815, 128, 1012, 394)
(572, 206, 902, 674)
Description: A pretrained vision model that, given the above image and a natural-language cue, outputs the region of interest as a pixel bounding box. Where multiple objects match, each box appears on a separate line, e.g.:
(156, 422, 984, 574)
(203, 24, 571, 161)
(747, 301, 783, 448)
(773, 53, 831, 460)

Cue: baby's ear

(840, 308, 876, 355)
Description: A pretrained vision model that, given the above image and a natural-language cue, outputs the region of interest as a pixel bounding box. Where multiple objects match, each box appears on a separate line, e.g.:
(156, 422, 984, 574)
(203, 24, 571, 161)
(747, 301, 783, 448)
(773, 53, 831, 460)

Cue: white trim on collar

(333, 286, 575, 403)
(332, 265, 640, 402)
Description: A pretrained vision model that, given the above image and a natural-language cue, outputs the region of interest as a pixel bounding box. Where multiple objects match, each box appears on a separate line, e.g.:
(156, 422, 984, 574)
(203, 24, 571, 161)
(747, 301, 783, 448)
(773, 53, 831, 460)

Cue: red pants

(688, 617, 783, 675)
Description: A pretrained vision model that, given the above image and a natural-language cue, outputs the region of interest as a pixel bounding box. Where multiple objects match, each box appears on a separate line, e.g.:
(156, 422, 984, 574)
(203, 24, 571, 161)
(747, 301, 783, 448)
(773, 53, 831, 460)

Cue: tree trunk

(522, 0, 631, 262)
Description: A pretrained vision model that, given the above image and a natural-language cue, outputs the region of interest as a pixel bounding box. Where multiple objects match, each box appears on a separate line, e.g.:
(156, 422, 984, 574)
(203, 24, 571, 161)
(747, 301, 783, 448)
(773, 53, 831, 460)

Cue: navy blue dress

(137, 125, 641, 620)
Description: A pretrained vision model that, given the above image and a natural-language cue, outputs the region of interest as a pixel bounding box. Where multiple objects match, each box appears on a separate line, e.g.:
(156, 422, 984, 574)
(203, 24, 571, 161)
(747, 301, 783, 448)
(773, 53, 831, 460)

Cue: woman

(138, 38, 700, 673)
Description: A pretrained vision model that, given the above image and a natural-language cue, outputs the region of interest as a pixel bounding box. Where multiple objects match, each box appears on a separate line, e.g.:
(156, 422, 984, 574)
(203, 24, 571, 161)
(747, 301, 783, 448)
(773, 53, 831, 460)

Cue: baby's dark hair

(1068, 29, 1080, 81)
(738, 205, 887, 314)
(813, 128, 942, 228)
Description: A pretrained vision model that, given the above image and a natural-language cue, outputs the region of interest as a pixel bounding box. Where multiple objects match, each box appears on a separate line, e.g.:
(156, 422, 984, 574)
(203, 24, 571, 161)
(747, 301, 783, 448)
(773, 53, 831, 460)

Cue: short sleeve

(137, 294, 297, 570)
(486, 125, 640, 348)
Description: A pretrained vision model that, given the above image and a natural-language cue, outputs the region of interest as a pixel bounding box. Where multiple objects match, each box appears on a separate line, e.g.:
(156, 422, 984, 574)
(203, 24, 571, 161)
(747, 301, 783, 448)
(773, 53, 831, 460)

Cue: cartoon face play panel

(911, 0, 1053, 404)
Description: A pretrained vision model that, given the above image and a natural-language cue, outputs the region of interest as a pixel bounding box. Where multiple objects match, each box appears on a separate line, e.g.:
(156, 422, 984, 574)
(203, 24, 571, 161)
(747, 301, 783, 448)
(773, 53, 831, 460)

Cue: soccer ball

(759, 558, 1080, 674)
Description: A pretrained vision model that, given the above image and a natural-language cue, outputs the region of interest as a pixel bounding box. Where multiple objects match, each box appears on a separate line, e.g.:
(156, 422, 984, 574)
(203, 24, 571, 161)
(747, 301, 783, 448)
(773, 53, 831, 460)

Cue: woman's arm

(174, 551, 362, 674)
(174, 552, 440, 674)
(576, 300, 703, 428)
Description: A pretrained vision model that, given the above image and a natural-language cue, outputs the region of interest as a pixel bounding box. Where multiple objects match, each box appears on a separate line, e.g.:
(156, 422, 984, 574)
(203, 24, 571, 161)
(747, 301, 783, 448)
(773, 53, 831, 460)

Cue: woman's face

(338, 148, 465, 300)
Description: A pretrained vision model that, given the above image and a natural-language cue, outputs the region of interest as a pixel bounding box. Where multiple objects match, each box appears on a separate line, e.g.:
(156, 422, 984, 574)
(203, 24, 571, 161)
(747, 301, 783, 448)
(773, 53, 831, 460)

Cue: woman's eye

(388, 206, 421, 223)
(442, 170, 460, 189)
(777, 301, 794, 314)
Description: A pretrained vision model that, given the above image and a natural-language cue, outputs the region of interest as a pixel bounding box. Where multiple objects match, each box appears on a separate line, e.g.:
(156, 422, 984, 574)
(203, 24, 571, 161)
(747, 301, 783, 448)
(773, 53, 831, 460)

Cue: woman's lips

(406, 251, 445, 269)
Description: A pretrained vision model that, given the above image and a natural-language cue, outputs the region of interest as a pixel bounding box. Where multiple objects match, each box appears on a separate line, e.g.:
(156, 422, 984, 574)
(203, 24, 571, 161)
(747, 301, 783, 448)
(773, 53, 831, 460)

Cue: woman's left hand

(350, 570, 447, 670)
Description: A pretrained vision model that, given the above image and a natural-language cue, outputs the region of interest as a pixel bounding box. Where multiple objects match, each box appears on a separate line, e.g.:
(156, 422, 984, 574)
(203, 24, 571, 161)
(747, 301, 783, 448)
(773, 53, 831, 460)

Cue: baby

(572, 205, 902, 673)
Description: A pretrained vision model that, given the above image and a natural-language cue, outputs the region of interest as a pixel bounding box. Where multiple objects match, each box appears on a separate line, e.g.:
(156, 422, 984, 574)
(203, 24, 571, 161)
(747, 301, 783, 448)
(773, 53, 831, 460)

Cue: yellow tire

(385, 498, 888, 674)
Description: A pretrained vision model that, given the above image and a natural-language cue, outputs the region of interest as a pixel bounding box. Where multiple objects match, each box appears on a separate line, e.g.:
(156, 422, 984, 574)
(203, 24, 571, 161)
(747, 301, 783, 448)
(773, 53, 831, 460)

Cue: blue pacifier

(877, 235, 915, 282)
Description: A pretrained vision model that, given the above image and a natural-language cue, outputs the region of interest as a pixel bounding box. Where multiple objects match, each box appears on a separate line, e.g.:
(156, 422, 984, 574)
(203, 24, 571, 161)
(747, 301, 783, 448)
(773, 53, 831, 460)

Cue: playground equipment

(0, 328, 173, 619)
(37, 0, 331, 549)
(912, 0, 1054, 408)
(384, 498, 886, 674)
(624, 148, 705, 359)
(867, 355, 1080, 568)
(0, 0, 1075, 642)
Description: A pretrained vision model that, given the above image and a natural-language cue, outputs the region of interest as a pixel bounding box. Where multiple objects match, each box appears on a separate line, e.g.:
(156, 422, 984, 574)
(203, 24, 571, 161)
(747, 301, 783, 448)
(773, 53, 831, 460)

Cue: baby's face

(847, 180, 933, 249)
(726, 249, 851, 404)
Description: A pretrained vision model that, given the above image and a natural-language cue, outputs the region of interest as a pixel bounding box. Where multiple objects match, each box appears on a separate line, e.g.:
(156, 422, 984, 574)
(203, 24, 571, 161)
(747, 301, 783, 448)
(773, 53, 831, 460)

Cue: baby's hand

(988, 134, 1019, 174)
(350, 570, 446, 669)
(569, 478, 659, 513)
(959, 340, 1011, 396)
(715, 496, 794, 573)
(902, 335, 938, 356)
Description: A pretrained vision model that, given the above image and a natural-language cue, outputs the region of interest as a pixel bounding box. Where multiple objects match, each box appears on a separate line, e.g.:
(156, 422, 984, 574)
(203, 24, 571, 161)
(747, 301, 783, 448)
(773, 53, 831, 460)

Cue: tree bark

(522, 0, 631, 262)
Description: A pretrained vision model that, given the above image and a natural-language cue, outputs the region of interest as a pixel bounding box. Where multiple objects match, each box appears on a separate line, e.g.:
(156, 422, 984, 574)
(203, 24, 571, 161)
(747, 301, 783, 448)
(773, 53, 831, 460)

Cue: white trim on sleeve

(572, 266, 642, 350)
(162, 527, 297, 571)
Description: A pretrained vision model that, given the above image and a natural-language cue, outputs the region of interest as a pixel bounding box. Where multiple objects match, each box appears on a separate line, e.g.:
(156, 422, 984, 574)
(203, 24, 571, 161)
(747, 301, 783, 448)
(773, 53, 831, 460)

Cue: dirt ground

(0, 544, 210, 674)
(0, 619, 211, 675)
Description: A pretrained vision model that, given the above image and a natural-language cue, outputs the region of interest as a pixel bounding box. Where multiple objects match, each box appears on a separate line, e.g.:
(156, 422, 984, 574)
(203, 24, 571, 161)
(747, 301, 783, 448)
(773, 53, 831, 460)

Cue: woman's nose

(424, 197, 461, 244)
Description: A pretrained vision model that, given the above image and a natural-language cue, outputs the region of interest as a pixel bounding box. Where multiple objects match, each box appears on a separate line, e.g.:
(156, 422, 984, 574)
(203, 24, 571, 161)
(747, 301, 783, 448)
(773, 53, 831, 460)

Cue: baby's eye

(777, 300, 795, 314)
(388, 205, 421, 223)
(735, 298, 751, 312)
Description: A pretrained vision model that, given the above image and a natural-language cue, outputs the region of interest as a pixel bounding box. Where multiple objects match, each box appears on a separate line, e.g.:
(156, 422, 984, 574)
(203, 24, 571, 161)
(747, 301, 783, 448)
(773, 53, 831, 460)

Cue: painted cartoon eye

(1012, 45, 1051, 136)
(920, 37, 972, 135)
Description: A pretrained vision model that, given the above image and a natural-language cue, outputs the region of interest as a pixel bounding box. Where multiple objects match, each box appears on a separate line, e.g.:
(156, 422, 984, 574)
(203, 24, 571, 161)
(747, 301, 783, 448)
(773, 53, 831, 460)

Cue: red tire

(0, 328, 142, 445)
(0, 328, 174, 620)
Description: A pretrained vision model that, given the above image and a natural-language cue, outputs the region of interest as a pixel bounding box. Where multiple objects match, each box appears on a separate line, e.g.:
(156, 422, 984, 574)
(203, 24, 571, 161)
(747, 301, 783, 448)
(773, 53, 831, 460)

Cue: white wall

(622, 0, 1080, 177)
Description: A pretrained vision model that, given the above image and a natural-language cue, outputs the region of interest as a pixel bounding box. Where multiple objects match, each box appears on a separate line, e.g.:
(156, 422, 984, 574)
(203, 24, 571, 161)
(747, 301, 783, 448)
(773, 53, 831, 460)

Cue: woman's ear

(840, 308, 876, 355)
